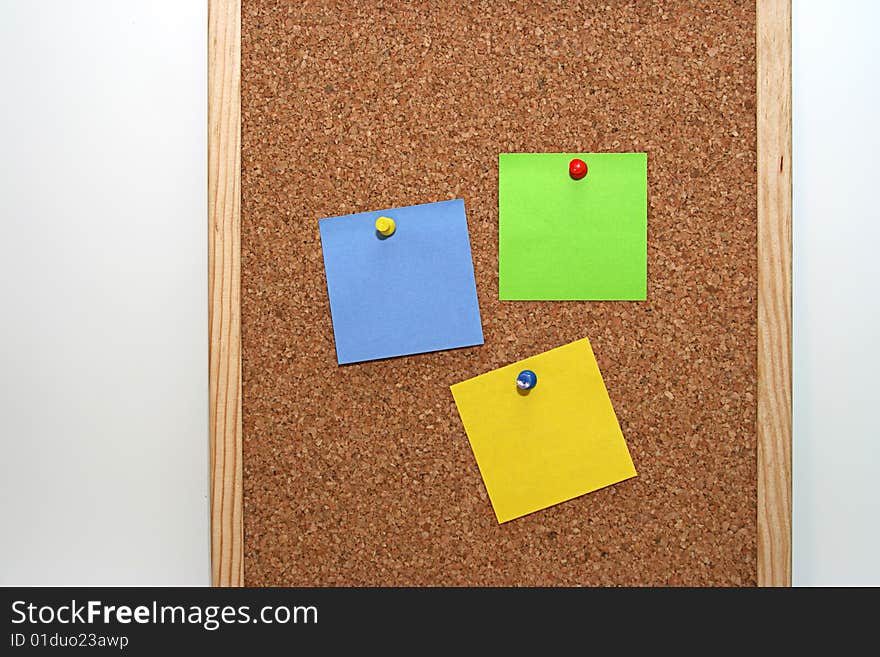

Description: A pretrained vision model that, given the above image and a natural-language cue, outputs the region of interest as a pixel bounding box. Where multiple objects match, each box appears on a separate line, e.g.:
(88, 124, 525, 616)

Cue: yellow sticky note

(450, 338, 636, 523)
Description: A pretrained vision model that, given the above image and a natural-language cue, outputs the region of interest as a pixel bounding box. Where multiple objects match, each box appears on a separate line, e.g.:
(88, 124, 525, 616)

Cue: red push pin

(569, 158, 588, 180)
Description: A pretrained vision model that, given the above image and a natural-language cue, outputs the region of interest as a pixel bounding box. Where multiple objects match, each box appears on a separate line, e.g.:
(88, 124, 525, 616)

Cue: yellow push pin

(375, 216, 396, 237)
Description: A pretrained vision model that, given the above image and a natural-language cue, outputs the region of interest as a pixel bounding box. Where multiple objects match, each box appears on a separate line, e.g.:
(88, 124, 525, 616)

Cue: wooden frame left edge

(208, 0, 243, 587)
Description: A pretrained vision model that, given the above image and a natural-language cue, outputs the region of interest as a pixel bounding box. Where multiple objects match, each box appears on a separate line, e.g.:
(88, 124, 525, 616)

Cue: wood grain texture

(756, 0, 792, 587)
(209, 0, 243, 587)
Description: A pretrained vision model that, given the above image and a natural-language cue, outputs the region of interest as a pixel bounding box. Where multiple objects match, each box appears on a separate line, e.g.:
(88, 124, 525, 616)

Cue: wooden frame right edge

(756, 0, 793, 587)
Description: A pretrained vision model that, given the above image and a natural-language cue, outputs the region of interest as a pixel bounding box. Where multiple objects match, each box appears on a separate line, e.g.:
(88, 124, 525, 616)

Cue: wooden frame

(208, 0, 243, 587)
(207, 0, 792, 587)
(756, 0, 793, 586)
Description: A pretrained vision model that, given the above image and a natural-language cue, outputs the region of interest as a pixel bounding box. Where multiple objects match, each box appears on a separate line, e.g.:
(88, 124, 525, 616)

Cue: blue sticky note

(319, 199, 484, 364)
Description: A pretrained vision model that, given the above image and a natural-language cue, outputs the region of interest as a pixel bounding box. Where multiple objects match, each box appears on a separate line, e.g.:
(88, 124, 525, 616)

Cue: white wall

(0, 1, 209, 585)
(793, 0, 880, 585)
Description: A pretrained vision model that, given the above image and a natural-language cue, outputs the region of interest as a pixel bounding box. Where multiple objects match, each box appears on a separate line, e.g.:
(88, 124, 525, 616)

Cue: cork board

(237, 0, 762, 586)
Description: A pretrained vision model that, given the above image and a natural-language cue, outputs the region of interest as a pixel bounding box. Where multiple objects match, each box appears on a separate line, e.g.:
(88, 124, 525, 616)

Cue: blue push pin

(516, 369, 537, 391)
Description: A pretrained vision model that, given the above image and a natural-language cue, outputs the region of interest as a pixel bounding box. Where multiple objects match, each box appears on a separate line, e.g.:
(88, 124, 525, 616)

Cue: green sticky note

(498, 153, 647, 300)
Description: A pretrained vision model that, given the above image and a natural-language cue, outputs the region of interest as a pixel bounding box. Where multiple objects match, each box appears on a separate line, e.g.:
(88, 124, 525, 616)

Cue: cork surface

(241, 0, 757, 585)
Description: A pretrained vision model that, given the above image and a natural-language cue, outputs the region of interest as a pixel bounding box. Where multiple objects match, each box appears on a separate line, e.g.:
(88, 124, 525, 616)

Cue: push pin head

(569, 158, 588, 180)
(375, 216, 396, 237)
(516, 369, 538, 391)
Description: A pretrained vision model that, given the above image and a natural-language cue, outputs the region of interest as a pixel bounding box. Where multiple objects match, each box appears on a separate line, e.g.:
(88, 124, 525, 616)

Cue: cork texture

(241, 0, 757, 585)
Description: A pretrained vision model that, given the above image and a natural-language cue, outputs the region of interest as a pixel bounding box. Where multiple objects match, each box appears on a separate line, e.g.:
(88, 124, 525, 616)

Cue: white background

(792, 0, 880, 585)
(0, 1, 209, 585)
(0, 0, 877, 586)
